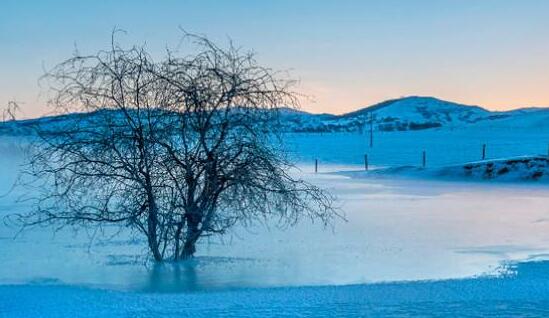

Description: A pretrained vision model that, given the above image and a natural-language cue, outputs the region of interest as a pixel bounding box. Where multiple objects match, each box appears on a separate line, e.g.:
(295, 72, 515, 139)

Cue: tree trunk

(173, 221, 184, 260)
(180, 214, 200, 260)
(147, 210, 162, 261)
(145, 183, 162, 261)
(180, 239, 196, 260)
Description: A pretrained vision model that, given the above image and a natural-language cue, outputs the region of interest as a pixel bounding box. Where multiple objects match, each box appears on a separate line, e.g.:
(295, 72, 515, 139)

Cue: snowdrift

(342, 156, 549, 182)
(444, 156, 549, 181)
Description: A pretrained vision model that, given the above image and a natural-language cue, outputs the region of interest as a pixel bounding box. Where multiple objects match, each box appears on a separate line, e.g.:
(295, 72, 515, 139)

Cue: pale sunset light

(2, 0, 549, 117)
(3, 1, 549, 316)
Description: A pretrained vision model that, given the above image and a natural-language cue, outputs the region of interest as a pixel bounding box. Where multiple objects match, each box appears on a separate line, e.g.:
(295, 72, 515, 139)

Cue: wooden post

(315, 159, 318, 173)
(422, 150, 426, 168)
(364, 154, 369, 171)
(482, 144, 486, 160)
(369, 112, 374, 148)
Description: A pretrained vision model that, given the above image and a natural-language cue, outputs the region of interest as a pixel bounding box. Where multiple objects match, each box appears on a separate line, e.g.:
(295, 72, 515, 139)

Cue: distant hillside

(1, 96, 549, 135)
(330, 96, 490, 132)
(280, 96, 549, 132)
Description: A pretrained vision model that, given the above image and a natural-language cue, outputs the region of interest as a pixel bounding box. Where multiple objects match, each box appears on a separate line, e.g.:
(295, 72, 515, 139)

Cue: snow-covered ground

(285, 127, 549, 168)
(2, 126, 549, 316)
(4, 260, 549, 317)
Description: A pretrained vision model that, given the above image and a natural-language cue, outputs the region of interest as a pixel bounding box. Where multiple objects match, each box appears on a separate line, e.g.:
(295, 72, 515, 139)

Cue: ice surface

(2, 135, 549, 291)
(2, 126, 549, 316)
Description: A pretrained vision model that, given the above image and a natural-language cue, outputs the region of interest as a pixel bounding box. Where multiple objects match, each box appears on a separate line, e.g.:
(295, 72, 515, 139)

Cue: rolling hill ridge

(2, 96, 549, 135)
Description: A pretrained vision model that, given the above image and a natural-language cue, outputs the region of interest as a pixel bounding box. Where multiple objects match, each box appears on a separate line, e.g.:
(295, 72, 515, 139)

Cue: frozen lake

(1, 133, 549, 293)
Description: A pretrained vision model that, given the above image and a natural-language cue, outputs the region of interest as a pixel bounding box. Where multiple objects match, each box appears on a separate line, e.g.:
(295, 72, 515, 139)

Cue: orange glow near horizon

(4, 85, 549, 120)
(297, 81, 549, 115)
(2, 1, 549, 118)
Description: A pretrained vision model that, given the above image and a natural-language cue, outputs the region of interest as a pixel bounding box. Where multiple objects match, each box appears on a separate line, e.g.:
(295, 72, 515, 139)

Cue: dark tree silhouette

(3, 101, 20, 122)
(18, 32, 337, 261)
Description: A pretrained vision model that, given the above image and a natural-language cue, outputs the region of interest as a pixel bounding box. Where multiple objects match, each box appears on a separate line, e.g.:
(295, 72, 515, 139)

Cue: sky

(2, 0, 549, 118)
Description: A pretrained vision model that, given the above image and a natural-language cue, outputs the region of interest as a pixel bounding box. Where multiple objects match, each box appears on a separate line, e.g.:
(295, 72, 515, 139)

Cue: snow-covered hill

(2, 96, 549, 134)
(282, 96, 549, 132)
(329, 96, 490, 132)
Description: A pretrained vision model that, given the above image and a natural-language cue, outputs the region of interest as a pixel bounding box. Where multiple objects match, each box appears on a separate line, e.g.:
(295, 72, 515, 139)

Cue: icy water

(2, 136, 549, 293)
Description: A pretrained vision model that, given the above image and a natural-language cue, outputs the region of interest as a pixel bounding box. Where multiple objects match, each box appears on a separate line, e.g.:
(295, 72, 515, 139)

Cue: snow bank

(342, 155, 549, 183)
(443, 156, 549, 181)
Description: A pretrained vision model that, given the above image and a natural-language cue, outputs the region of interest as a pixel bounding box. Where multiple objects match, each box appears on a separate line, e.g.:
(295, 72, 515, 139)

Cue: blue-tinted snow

(2, 112, 549, 315)
(2, 260, 549, 317)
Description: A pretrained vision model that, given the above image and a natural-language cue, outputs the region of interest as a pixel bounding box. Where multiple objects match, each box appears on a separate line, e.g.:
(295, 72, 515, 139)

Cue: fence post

(315, 159, 318, 173)
(369, 112, 374, 148)
(364, 154, 368, 171)
(422, 150, 426, 168)
(482, 144, 486, 160)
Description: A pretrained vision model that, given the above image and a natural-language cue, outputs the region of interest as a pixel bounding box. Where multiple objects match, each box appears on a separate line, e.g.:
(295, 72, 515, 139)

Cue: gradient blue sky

(2, 0, 549, 117)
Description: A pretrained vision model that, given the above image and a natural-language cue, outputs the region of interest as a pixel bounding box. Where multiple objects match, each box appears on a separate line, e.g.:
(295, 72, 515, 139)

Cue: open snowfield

(2, 127, 549, 316)
(285, 127, 549, 169)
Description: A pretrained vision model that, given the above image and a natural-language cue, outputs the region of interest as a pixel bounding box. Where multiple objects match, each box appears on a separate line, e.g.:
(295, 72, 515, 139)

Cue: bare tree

(3, 101, 20, 121)
(17, 32, 337, 261)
